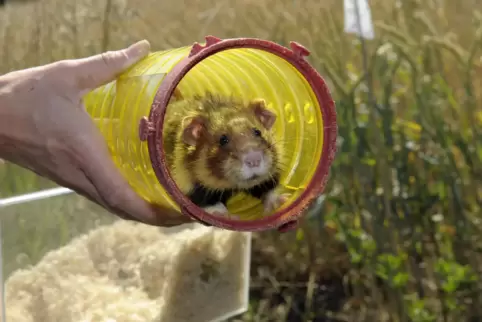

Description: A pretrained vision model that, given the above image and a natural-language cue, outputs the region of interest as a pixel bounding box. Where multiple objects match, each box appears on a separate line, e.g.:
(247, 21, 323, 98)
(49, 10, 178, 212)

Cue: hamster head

(181, 95, 280, 190)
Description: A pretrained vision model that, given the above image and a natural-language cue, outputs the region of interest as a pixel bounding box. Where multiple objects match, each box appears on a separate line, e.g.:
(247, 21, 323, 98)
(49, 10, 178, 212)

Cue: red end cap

(143, 36, 338, 232)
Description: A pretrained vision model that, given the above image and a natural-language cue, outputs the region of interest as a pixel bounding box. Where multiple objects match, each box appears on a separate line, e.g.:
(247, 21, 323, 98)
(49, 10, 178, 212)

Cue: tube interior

(164, 48, 324, 220)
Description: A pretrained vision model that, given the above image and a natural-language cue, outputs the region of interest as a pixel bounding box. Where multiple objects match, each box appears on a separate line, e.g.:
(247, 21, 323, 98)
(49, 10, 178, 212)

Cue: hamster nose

(243, 151, 263, 168)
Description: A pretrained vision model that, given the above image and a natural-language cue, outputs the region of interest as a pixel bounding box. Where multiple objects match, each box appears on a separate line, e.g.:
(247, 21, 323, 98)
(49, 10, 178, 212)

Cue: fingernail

(127, 39, 151, 58)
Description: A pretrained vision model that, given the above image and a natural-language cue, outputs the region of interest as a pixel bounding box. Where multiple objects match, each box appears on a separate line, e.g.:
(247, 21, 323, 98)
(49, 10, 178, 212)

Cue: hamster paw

(263, 191, 291, 214)
(203, 203, 229, 215)
(202, 203, 240, 219)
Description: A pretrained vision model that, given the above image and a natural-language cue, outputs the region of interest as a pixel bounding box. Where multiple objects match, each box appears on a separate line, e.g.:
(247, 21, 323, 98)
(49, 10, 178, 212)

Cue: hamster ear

(248, 98, 277, 130)
(182, 116, 206, 146)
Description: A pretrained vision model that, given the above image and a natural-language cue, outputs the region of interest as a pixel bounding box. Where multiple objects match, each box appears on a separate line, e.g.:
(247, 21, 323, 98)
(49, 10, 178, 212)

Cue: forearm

(0, 78, 12, 154)
(0, 76, 27, 162)
(0, 107, 15, 163)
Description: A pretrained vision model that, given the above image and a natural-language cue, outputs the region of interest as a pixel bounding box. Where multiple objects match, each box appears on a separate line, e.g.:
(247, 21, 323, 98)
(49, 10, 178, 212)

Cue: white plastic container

(0, 188, 251, 322)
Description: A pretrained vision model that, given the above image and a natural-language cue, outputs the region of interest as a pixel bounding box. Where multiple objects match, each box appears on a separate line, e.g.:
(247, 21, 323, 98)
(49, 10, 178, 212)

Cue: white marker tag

(343, 0, 375, 40)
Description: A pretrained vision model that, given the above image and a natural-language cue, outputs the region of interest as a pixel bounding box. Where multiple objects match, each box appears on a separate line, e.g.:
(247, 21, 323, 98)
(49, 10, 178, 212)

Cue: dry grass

(2, 0, 482, 321)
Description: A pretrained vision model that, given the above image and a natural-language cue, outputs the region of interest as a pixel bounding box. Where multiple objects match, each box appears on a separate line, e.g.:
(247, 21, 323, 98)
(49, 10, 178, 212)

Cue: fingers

(75, 125, 192, 227)
(72, 40, 151, 94)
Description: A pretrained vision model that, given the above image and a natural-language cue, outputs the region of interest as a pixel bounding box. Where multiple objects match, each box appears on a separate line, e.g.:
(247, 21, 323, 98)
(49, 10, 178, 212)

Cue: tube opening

(148, 38, 337, 231)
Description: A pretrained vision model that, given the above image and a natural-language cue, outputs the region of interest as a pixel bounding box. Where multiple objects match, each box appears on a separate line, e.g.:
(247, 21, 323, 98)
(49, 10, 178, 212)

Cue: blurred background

(1, 0, 482, 321)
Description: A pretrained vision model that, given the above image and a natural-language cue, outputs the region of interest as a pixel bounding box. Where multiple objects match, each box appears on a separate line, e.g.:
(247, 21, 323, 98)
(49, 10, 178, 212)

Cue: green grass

(2, 0, 482, 321)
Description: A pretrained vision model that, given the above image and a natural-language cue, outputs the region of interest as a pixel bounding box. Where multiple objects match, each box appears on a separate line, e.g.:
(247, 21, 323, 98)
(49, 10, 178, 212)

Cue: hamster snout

(240, 149, 269, 180)
(243, 150, 263, 168)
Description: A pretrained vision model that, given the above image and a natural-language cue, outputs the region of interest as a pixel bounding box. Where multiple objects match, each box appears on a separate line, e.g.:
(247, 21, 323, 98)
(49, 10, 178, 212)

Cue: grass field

(2, 0, 482, 321)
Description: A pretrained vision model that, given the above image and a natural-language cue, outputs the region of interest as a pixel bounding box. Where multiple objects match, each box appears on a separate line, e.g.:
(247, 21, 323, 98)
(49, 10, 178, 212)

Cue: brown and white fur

(163, 92, 289, 218)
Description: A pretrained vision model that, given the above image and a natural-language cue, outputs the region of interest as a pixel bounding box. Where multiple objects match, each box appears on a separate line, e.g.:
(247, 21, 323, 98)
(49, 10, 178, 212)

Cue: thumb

(73, 40, 151, 93)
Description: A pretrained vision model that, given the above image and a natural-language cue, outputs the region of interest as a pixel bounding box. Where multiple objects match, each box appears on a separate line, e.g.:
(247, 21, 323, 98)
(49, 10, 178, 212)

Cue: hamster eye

(252, 128, 262, 137)
(219, 134, 229, 147)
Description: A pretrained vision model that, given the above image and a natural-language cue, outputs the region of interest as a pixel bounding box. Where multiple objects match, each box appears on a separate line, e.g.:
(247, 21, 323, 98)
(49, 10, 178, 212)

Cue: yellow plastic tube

(83, 36, 337, 232)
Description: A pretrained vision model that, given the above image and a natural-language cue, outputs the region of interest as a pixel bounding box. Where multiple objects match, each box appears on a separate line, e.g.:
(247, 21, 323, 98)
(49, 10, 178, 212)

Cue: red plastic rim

(145, 36, 337, 232)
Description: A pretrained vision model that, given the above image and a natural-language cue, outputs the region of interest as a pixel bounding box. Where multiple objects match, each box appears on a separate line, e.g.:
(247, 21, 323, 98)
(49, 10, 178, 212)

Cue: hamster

(163, 91, 289, 218)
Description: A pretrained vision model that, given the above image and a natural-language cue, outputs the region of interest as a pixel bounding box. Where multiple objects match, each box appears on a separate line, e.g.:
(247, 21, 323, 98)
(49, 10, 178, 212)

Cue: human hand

(0, 40, 193, 227)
